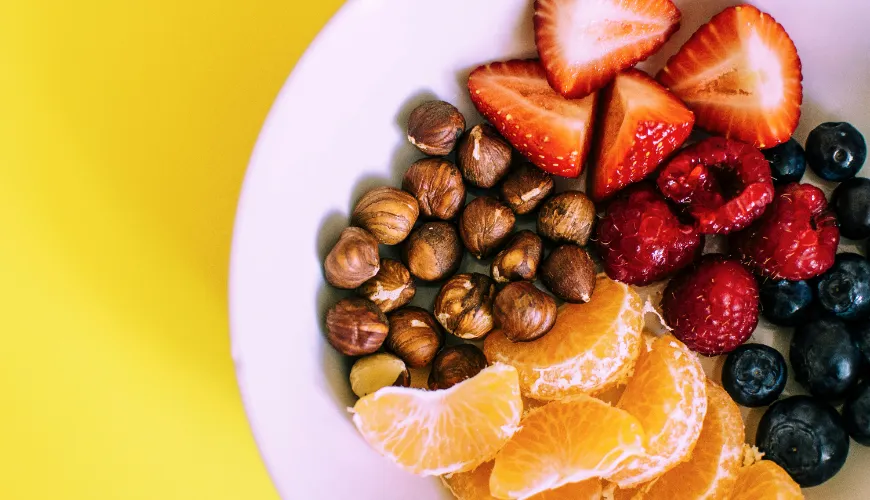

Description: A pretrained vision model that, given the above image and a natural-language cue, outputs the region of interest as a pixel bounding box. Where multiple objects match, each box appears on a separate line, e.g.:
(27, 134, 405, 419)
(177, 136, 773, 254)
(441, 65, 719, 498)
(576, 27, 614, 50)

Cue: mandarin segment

(729, 460, 804, 500)
(351, 363, 522, 476)
(443, 461, 602, 500)
(490, 395, 646, 500)
(484, 276, 643, 400)
(609, 335, 707, 488)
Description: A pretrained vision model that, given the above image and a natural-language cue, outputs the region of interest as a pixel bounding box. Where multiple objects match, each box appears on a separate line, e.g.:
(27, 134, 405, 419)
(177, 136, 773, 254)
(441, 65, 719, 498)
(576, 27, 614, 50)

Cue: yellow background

(0, 1, 343, 498)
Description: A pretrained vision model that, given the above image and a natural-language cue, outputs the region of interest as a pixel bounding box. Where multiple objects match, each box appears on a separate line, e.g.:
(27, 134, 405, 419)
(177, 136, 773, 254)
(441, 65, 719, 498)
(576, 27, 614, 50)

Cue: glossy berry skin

(790, 317, 862, 400)
(731, 183, 840, 280)
(852, 320, 870, 366)
(758, 278, 814, 327)
(832, 177, 870, 240)
(814, 253, 870, 322)
(722, 344, 787, 407)
(843, 381, 870, 446)
(596, 184, 702, 286)
(756, 395, 849, 487)
(662, 255, 759, 356)
(763, 138, 806, 185)
(806, 122, 867, 181)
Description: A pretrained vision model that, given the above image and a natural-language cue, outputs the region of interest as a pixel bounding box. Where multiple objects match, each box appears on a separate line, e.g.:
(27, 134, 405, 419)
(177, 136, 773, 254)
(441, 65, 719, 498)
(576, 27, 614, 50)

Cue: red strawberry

(468, 59, 598, 178)
(657, 4, 802, 149)
(534, 0, 681, 98)
(589, 69, 694, 202)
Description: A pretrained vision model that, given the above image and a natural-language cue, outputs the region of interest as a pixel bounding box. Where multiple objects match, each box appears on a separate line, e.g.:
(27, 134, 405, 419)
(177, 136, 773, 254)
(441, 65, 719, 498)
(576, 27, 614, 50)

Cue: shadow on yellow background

(0, 1, 343, 498)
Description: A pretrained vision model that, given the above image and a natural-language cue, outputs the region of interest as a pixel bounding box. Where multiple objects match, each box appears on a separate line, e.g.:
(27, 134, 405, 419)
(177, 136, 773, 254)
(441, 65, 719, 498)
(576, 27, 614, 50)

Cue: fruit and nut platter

(318, 1, 870, 498)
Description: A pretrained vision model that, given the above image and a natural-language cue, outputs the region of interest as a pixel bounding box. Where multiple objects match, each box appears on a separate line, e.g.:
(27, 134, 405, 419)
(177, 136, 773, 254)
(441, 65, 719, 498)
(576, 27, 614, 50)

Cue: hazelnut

(457, 124, 512, 188)
(403, 222, 463, 282)
(541, 245, 596, 303)
(325, 297, 390, 356)
(352, 187, 419, 245)
(356, 259, 416, 313)
(428, 344, 488, 390)
(402, 158, 466, 220)
(500, 161, 554, 214)
(407, 100, 466, 156)
(459, 197, 516, 259)
(434, 273, 496, 339)
(491, 230, 543, 283)
(386, 307, 444, 368)
(324, 227, 380, 289)
(493, 281, 557, 342)
(349, 353, 411, 398)
(537, 191, 596, 246)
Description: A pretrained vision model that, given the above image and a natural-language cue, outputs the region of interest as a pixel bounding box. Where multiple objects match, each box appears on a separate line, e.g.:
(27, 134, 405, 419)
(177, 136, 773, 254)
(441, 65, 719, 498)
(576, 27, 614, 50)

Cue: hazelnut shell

(459, 196, 516, 259)
(493, 281, 557, 342)
(356, 259, 416, 313)
(407, 100, 466, 156)
(537, 191, 596, 246)
(402, 222, 463, 282)
(386, 307, 444, 368)
(540, 245, 596, 303)
(428, 344, 488, 390)
(324, 227, 380, 289)
(352, 187, 419, 245)
(457, 124, 512, 188)
(402, 158, 466, 220)
(491, 230, 543, 283)
(434, 273, 496, 339)
(500, 161, 554, 215)
(325, 297, 390, 356)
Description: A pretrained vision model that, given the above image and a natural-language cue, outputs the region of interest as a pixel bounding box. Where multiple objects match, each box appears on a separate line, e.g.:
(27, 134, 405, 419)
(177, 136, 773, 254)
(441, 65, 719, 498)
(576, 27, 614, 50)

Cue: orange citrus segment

(484, 276, 643, 400)
(730, 461, 804, 500)
(351, 363, 522, 476)
(443, 461, 602, 500)
(641, 381, 745, 500)
(609, 334, 707, 488)
(490, 395, 646, 499)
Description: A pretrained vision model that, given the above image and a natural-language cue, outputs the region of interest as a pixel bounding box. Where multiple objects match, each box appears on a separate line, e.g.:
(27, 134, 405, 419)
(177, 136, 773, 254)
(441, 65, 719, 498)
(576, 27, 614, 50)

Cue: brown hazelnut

(356, 259, 416, 313)
(459, 196, 516, 259)
(386, 307, 444, 368)
(402, 158, 466, 220)
(456, 124, 512, 188)
(500, 161, 554, 214)
(324, 227, 380, 289)
(434, 273, 496, 339)
(491, 230, 543, 283)
(428, 344, 488, 390)
(537, 191, 596, 246)
(349, 353, 411, 398)
(402, 222, 463, 282)
(407, 100, 466, 156)
(351, 187, 419, 245)
(325, 297, 390, 356)
(541, 245, 596, 303)
(493, 281, 557, 342)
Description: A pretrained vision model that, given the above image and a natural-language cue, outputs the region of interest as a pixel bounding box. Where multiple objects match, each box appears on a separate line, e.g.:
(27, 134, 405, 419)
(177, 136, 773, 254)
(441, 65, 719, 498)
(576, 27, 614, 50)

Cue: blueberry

(790, 317, 862, 399)
(806, 122, 867, 181)
(721, 344, 787, 407)
(763, 138, 806, 185)
(756, 395, 849, 487)
(852, 320, 870, 366)
(758, 278, 814, 326)
(814, 253, 870, 321)
(832, 177, 870, 240)
(843, 381, 870, 446)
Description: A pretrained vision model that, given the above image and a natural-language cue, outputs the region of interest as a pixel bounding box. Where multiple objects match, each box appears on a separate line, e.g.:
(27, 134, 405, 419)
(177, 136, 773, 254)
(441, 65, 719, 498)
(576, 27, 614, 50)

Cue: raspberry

(657, 137, 774, 234)
(731, 183, 840, 280)
(596, 184, 702, 286)
(662, 255, 759, 356)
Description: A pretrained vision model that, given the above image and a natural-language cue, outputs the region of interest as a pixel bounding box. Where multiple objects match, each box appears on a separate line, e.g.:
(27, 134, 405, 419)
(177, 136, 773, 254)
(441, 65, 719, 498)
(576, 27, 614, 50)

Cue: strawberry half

(657, 4, 802, 149)
(589, 69, 694, 202)
(468, 59, 598, 178)
(534, 0, 681, 99)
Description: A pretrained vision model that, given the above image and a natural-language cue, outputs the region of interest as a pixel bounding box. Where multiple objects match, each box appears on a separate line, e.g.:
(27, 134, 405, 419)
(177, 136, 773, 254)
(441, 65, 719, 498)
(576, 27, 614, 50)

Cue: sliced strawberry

(589, 69, 694, 202)
(534, 0, 681, 99)
(468, 59, 598, 178)
(657, 4, 802, 149)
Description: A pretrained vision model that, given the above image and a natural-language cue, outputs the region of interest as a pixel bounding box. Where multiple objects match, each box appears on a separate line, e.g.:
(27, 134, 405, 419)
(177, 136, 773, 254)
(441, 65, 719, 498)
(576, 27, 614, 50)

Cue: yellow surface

(0, 1, 343, 498)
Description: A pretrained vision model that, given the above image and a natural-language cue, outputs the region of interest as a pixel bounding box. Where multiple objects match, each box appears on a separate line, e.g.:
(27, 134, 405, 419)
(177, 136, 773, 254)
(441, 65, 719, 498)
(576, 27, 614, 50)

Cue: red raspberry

(662, 254, 759, 356)
(596, 184, 702, 286)
(657, 137, 774, 234)
(731, 183, 840, 280)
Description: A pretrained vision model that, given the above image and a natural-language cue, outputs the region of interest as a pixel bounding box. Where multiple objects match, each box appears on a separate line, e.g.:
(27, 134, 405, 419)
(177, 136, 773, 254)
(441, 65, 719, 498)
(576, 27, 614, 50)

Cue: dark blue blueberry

(843, 381, 870, 446)
(756, 395, 849, 487)
(832, 177, 870, 240)
(758, 278, 814, 326)
(790, 317, 862, 399)
(806, 122, 867, 181)
(814, 253, 870, 321)
(763, 138, 806, 185)
(852, 320, 870, 367)
(721, 344, 787, 407)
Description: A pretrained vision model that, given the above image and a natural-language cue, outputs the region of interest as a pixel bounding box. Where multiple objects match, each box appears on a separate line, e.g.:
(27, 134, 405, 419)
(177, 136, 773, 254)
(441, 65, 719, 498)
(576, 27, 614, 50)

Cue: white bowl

(230, 1, 870, 498)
